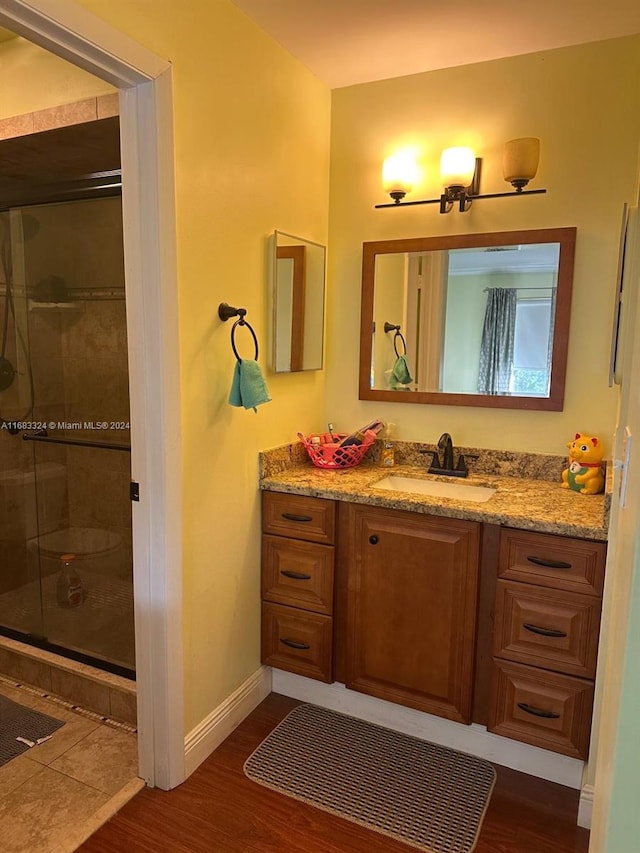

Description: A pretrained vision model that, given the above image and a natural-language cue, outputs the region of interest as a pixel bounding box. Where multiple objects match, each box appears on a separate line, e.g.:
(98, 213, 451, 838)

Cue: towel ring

(218, 302, 259, 362)
(230, 318, 259, 362)
(393, 331, 407, 358)
(383, 321, 407, 358)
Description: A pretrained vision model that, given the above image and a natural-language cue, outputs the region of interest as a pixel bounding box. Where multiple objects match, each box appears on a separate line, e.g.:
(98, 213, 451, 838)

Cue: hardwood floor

(78, 693, 590, 853)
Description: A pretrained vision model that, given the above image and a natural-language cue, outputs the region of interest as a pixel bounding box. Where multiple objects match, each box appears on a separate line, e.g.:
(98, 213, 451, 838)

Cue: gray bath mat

(244, 703, 496, 853)
(0, 694, 65, 768)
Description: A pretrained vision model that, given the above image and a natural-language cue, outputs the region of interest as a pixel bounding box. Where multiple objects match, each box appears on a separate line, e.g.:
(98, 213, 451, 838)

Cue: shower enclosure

(0, 194, 135, 678)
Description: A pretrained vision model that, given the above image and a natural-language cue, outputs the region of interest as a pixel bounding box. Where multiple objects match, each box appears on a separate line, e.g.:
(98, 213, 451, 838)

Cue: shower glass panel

(0, 197, 134, 677)
(0, 210, 43, 639)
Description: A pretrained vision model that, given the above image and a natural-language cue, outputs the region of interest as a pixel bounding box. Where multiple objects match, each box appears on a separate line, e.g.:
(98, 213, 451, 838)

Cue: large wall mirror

(359, 227, 576, 410)
(269, 230, 326, 373)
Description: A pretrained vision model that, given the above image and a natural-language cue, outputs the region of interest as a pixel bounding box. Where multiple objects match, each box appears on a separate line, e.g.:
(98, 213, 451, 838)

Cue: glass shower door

(0, 198, 135, 677)
(0, 209, 46, 642)
(0, 444, 46, 642)
(30, 439, 135, 674)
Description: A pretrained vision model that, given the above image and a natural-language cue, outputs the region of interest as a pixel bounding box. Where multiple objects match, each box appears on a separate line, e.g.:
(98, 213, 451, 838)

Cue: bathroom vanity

(259, 445, 608, 762)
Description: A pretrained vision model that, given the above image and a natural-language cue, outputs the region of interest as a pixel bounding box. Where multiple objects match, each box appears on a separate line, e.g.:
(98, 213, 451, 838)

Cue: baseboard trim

(578, 783, 594, 829)
(184, 666, 271, 778)
(272, 670, 584, 790)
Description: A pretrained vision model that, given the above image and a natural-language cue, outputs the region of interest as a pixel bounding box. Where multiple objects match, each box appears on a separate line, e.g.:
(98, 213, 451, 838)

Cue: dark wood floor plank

(78, 693, 590, 853)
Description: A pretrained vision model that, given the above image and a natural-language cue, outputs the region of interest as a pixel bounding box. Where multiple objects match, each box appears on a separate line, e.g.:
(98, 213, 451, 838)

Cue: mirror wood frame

(359, 227, 576, 411)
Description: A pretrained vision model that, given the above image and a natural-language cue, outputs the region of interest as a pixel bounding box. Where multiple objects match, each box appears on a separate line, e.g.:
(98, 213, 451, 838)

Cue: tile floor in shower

(0, 677, 142, 853)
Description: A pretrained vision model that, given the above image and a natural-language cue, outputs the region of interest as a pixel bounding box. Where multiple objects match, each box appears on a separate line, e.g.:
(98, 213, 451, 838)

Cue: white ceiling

(231, 0, 640, 88)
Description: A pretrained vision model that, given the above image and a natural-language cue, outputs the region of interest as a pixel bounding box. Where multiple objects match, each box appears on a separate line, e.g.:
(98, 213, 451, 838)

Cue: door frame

(0, 0, 185, 789)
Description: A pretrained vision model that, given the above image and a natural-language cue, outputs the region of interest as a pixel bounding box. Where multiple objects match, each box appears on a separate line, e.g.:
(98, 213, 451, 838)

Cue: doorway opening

(0, 1, 184, 789)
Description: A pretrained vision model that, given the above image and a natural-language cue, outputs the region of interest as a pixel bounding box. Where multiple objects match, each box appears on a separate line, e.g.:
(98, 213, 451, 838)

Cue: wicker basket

(299, 431, 374, 470)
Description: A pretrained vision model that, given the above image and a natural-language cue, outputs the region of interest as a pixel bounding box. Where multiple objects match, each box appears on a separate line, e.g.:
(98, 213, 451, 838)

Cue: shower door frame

(0, 0, 184, 790)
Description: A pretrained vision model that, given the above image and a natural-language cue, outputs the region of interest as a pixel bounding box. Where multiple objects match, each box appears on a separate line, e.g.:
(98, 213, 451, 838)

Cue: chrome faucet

(428, 433, 474, 478)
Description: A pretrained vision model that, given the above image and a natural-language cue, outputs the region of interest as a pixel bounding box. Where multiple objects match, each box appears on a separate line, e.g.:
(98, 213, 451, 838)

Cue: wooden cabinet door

(345, 504, 480, 723)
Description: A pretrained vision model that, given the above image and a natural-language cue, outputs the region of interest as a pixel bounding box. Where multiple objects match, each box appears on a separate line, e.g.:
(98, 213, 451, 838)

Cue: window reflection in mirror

(360, 228, 575, 411)
(270, 230, 326, 373)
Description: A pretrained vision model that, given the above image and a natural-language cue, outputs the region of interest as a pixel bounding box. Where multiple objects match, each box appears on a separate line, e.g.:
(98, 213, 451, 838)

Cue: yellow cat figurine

(561, 433, 605, 495)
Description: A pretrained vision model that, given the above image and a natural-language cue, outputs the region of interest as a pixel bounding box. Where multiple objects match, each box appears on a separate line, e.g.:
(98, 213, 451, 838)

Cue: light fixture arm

(378, 140, 545, 213)
(439, 188, 474, 214)
(376, 186, 546, 211)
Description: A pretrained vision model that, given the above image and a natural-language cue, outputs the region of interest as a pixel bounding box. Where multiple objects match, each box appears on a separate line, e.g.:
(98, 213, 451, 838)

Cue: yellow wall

(327, 36, 640, 455)
(2, 0, 331, 731)
(0, 37, 115, 115)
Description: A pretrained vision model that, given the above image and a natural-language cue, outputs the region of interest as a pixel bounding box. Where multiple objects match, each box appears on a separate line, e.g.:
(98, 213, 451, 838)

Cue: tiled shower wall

(25, 196, 128, 419)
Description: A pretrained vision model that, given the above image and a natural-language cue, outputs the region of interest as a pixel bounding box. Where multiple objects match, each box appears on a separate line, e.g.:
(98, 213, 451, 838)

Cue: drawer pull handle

(517, 702, 560, 719)
(369, 535, 379, 545)
(280, 570, 312, 580)
(280, 638, 310, 650)
(526, 555, 572, 569)
(281, 512, 313, 523)
(523, 623, 568, 638)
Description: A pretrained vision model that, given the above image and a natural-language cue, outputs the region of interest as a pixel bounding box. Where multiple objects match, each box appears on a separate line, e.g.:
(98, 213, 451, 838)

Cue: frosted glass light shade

(440, 146, 476, 188)
(503, 137, 540, 189)
(382, 152, 418, 196)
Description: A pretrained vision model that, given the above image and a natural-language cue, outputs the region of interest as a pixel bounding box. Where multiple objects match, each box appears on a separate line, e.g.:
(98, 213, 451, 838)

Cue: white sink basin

(373, 475, 496, 503)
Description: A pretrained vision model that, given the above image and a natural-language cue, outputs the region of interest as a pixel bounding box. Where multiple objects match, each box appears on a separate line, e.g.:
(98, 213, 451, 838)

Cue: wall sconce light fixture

(381, 150, 420, 203)
(377, 137, 545, 214)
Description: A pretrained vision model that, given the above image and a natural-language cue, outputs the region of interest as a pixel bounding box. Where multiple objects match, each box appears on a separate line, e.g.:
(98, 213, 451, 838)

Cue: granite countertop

(259, 446, 609, 541)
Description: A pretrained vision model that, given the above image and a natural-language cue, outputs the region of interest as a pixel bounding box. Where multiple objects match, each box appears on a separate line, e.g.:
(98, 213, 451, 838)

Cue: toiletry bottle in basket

(56, 554, 84, 608)
(339, 419, 384, 447)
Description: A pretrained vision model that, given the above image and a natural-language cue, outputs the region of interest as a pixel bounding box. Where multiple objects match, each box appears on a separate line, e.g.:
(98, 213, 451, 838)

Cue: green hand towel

(229, 359, 271, 413)
(390, 355, 413, 389)
(228, 361, 243, 408)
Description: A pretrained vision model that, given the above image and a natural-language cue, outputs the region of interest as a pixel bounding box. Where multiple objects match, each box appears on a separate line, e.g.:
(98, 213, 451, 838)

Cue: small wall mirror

(269, 230, 326, 372)
(359, 227, 576, 410)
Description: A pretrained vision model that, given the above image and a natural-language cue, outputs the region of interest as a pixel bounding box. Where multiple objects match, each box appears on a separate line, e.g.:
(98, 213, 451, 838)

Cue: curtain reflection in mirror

(477, 287, 555, 395)
(477, 288, 517, 394)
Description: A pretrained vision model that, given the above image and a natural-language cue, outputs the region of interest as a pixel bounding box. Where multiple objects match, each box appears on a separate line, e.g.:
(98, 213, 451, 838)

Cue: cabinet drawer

(262, 491, 336, 544)
(488, 659, 594, 759)
(262, 535, 334, 615)
(261, 602, 333, 683)
(493, 580, 601, 678)
(499, 528, 606, 596)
